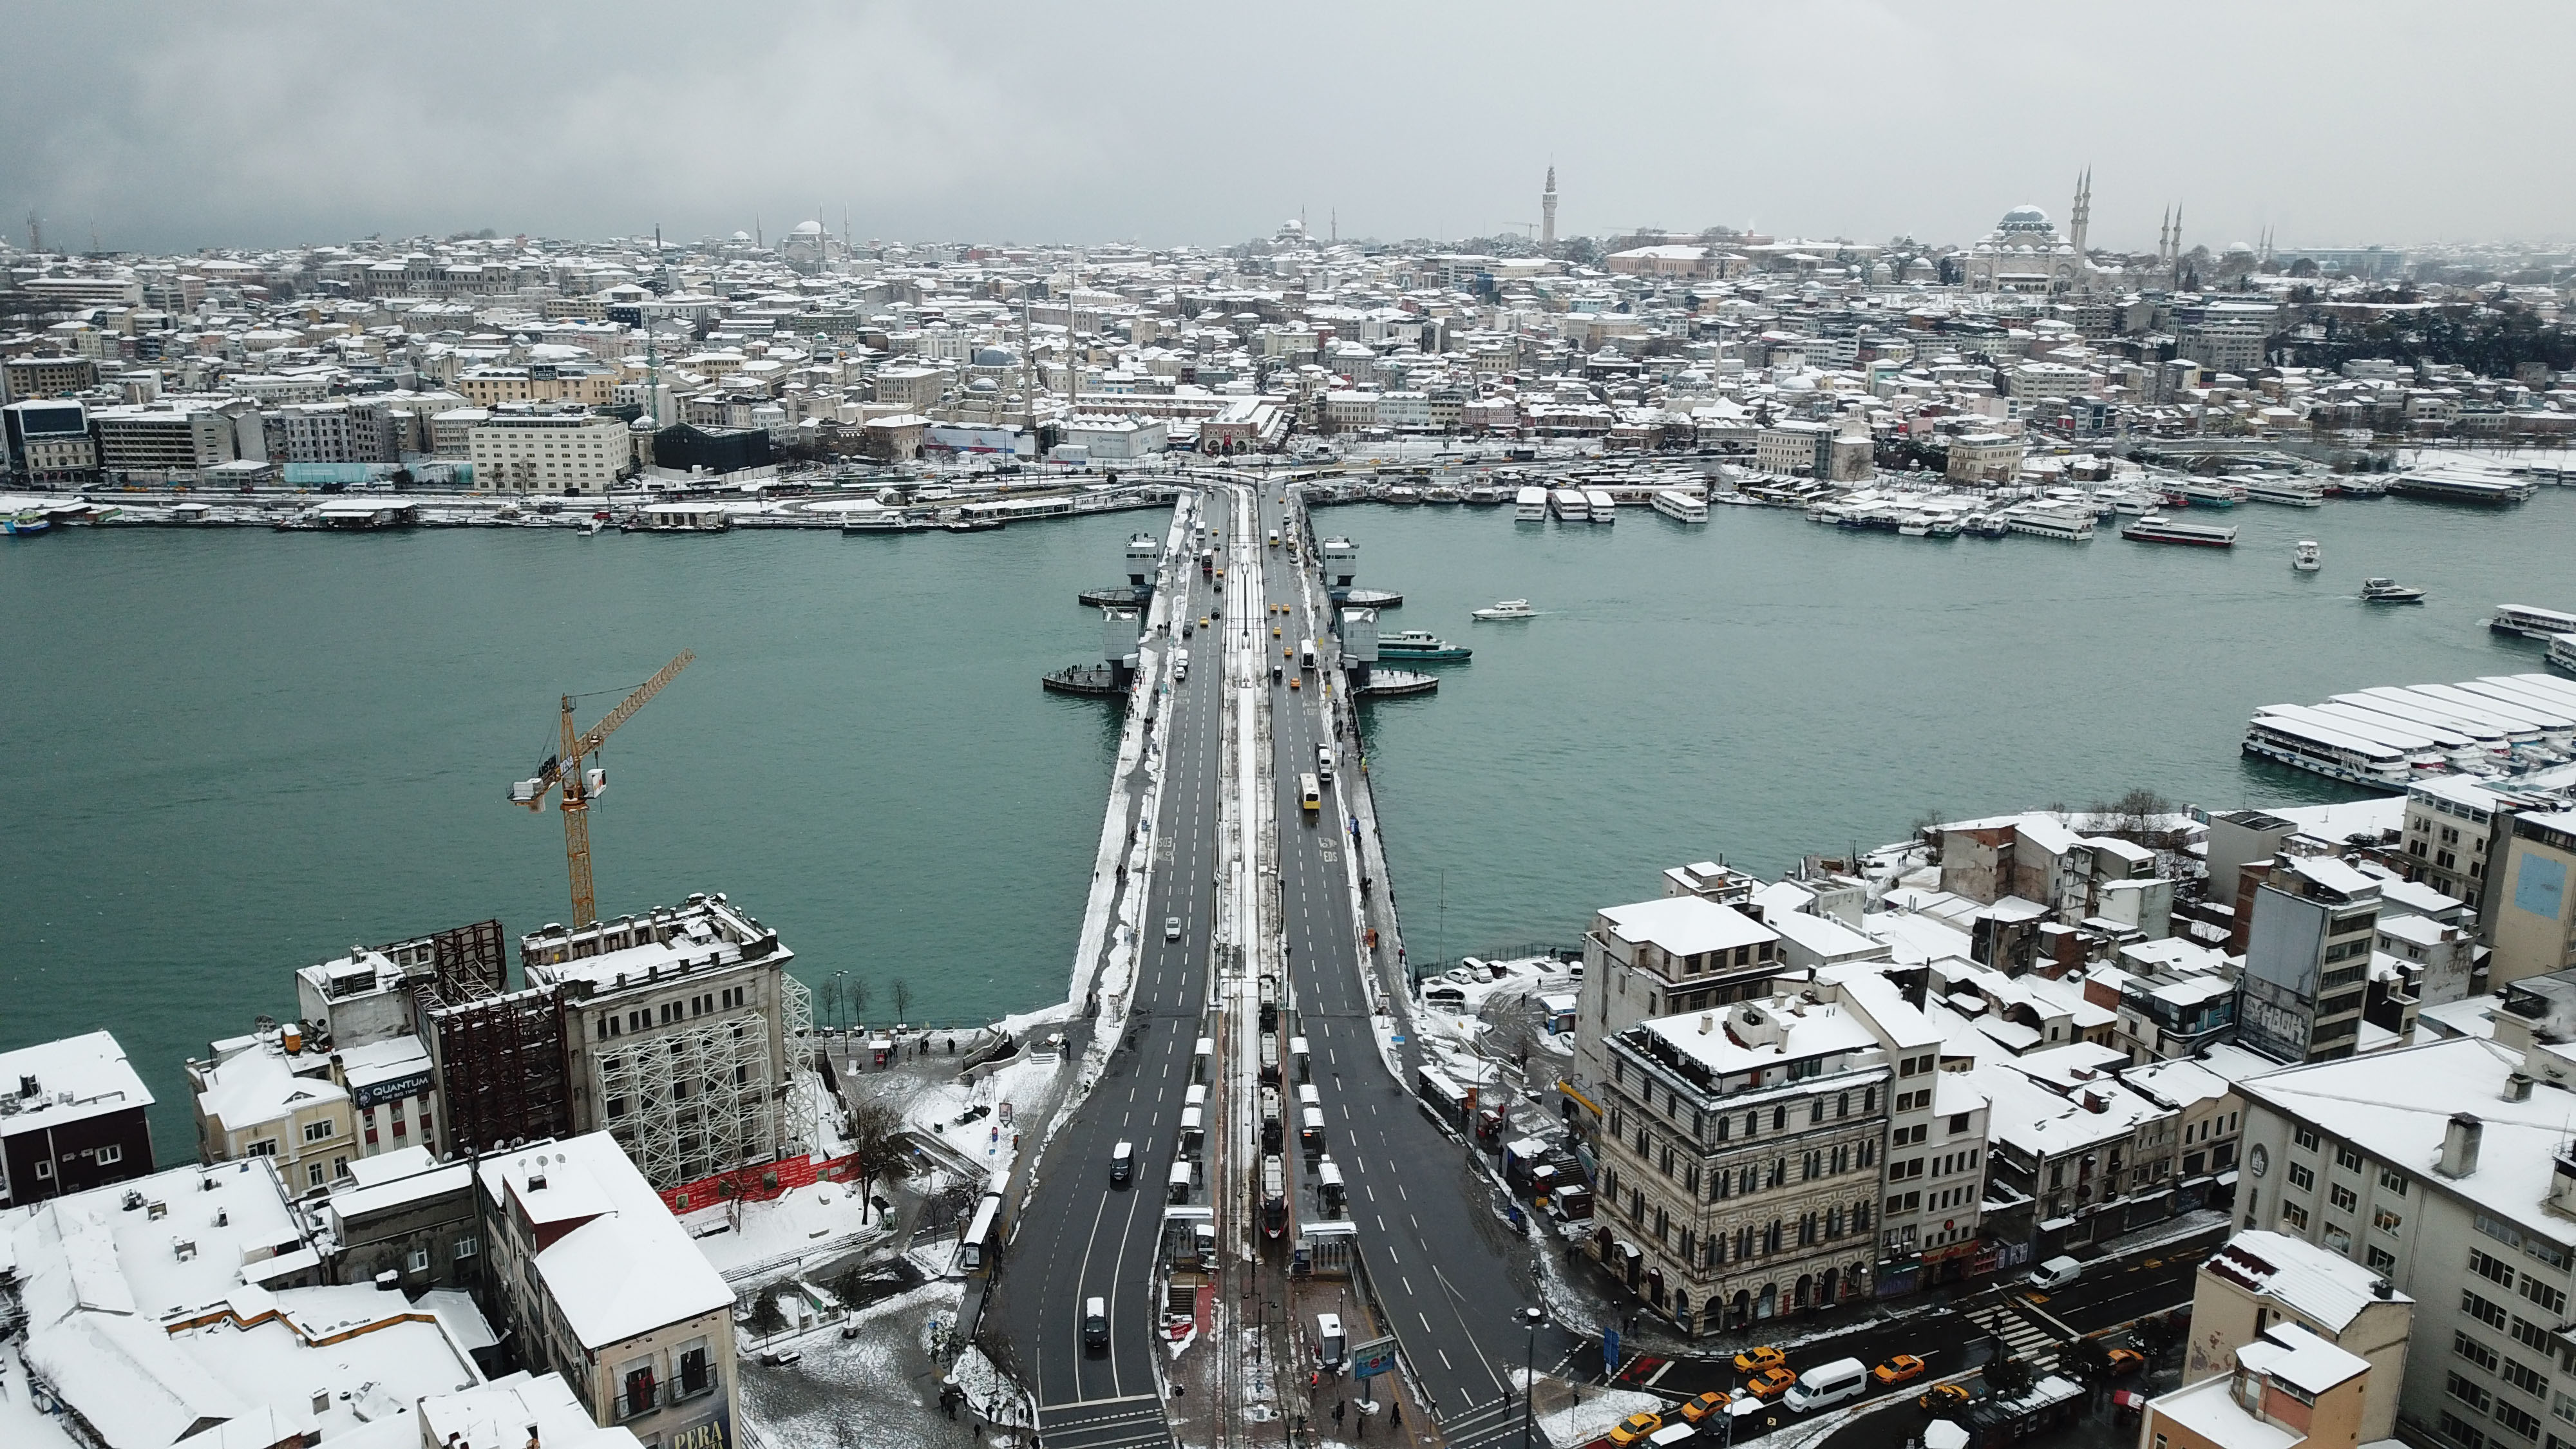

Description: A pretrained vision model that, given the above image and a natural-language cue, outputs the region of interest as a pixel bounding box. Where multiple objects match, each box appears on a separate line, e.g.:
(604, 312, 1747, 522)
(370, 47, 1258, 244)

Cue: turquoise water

(5, 491, 2570, 1152)
(1, 520, 1135, 1153)
(1347, 490, 2576, 963)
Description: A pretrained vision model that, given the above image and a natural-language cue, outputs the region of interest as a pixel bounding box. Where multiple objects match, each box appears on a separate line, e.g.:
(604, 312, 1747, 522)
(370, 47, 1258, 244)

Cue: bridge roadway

(994, 480, 1540, 1449)
(992, 486, 1250, 1449)
(1255, 487, 1537, 1449)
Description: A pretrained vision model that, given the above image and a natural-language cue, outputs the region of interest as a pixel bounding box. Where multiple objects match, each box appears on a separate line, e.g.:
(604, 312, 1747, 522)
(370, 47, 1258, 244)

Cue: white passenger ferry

(2552, 636, 2576, 677)
(1514, 486, 1549, 522)
(1651, 489, 1709, 524)
(2242, 477, 2326, 507)
(1549, 488, 1590, 524)
(2490, 605, 2576, 641)
(2243, 712, 2413, 787)
(1584, 488, 1616, 524)
(2002, 504, 2096, 542)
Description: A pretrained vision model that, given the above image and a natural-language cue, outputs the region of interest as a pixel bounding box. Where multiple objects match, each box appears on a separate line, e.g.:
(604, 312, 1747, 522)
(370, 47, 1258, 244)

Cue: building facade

(0, 1031, 157, 1209)
(468, 411, 632, 493)
(1593, 994, 1890, 1334)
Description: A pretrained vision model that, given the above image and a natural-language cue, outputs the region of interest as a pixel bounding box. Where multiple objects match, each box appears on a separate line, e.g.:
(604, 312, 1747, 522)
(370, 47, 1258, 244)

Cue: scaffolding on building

(781, 974, 819, 1158)
(599, 1010, 779, 1190)
(426, 984, 573, 1155)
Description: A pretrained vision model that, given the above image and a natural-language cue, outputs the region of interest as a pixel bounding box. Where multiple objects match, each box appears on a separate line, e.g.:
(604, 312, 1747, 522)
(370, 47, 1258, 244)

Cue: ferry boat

(1472, 599, 1536, 620)
(1651, 489, 1708, 524)
(2243, 711, 2414, 788)
(842, 510, 927, 533)
(1464, 485, 1504, 506)
(1378, 629, 1473, 661)
(2171, 478, 2248, 508)
(2001, 504, 2096, 542)
(1514, 486, 1549, 522)
(1385, 485, 1422, 504)
(2120, 515, 2237, 547)
(1424, 486, 1464, 504)
(1962, 512, 2011, 538)
(3, 511, 52, 536)
(2389, 466, 2539, 506)
(2108, 490, 2157, 515)
(2551, 636, 2576, 676)
(2362, 577, 2427, 604)
(1583, 488, 1616, 524)
(1549, 488, 1589, 524)
(2293, 540, 2321, 572)
(2242, 477, 2327, 507)
(2327, 475, 2389, 498)
(2489, 605, 2576, 641)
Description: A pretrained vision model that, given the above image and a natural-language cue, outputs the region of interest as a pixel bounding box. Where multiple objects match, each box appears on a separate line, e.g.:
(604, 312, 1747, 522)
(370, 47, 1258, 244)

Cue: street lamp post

(833, 970, 849, 1035)
(1521, 1306, 1544, 1449)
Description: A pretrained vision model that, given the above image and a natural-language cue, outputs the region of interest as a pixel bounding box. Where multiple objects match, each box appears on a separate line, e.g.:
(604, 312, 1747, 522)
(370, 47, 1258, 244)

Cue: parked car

(1607, 1412, 1665, 1446)
(759, 1347, 802, 1367)
(2107, 1349, 2147, 1376)
(1919, 1383, 1974, 1416)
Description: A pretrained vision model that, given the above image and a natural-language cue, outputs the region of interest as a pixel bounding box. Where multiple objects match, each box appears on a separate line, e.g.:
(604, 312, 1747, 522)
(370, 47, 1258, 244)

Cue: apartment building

(2143, 1322, 2373, 1449)
(2241, 857, 2383, 1064)
(2492, 811, 2576, 990)
(1815, 967, 1991, 1287)
(0, 1031, 156, 1209)
(468, 411, 632, 493)
(1, 354, 99, 399)
(1571, 895, 1785, 1112)
(457, 361, 617, 408)
(1977, 1048, 2177, 1255)
(2185, 1230, 2415, 1442)
(4, 397, 97, 484)
(1593, 993, 1891, 1333)
(2235, 1028, 2576, 1449)
(521, 893, 811, 1194)
(477, 1135, 738, 1446)
(92, 402, 241, 476)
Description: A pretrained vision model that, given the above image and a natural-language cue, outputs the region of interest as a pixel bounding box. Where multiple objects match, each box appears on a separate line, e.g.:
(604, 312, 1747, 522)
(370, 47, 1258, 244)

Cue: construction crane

(507, 650, 695, 928)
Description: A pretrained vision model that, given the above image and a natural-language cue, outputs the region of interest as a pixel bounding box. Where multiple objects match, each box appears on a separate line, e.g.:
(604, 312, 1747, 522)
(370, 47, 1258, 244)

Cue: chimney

(2372, 1277, 2394, 1300)
(1698, 1014, 1713, 1035)
(2506, 1073, 2534, 1103)
(2439, 1113, 2483, 1178)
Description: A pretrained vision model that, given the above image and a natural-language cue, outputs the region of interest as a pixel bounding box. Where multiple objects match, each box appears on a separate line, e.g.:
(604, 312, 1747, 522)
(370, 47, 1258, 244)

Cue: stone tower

(1542, 167, 1558, 252)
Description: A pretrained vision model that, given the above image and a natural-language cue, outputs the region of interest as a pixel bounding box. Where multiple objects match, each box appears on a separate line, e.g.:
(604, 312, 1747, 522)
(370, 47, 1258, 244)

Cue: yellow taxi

(1679, 1391, 1732, 1424)
(1919, 1383, 1971, 1414)
(1289, 676, 1300, 690)
(1198, 616, 1209, 629)
(1733, 1346, 1786, 1376)
(1873, 1355, 1927, 1385)
(1607, 1412, 1663, 1446)
(2107, 1349, 2147, 1376)
(1746, 1366, 1797, 1401)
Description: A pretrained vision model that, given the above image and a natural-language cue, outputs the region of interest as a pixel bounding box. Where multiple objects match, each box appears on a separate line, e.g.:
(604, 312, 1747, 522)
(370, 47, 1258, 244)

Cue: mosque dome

(730, 231, 752, 242)
(1997, 205, 2053, 234)
(792, 220, 824, 236)
(972, 345, 1019, 367)
(968, 377, 999, 394)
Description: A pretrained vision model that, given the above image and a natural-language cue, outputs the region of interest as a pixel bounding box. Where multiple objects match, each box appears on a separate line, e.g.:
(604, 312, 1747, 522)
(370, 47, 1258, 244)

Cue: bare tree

(891, 976, 914, 1022)
(848, 976, 872, 1025)
(844, 1096, 906, 1223)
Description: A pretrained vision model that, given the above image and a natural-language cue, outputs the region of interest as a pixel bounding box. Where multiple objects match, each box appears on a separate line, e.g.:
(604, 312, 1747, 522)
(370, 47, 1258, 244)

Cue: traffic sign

(1603, 1329, 1620, 1376)
(1349, 1335, 1399, 1381)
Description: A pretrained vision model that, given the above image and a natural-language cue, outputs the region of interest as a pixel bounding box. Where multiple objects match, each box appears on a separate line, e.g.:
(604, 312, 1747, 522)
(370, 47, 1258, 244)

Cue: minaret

(2069, 169, 2091, 256)
(2170, 204, 2184, 285)
(1541, 167, 1558, 253)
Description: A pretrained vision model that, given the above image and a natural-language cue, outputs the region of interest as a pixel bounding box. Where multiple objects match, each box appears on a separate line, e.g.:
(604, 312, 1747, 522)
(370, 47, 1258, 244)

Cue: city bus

(1298, 773, 1321, 813)
(958, 1189, 1004, 1275)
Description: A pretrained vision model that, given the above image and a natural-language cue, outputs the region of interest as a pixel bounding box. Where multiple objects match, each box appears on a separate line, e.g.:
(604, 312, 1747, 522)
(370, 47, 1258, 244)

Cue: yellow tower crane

(507, 650, 694, 927)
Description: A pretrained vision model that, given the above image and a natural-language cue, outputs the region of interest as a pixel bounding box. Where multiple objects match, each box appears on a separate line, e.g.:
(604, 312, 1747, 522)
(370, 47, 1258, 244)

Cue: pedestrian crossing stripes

(1971, 1304, 2063, 1370)
(1440, 1394, 1527, 1449)
(1035, 1394, 1173, 1449)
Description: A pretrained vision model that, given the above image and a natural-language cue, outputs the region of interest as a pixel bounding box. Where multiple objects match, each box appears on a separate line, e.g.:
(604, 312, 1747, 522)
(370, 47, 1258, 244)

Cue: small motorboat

(5, 510, 54, 536)
(2293, 540, 2321, 572)
(1472, 599, 1535, 621)
(2361, 576, 2426, 604)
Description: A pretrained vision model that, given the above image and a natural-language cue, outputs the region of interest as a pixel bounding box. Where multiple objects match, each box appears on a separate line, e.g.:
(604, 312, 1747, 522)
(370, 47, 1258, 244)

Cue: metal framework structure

(427, 984, 573, 1155)
(781, 974, 819, 1159)
(509, 650, 695, 929)
(598, 1009, 779, 1190)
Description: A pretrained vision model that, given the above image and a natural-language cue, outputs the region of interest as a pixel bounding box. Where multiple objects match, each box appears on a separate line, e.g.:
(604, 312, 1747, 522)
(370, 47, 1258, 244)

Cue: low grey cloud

(5, 0, 2567, 254)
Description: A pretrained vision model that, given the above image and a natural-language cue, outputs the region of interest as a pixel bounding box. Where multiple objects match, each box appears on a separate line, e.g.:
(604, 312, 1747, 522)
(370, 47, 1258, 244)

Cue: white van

(1648, 1424, 1701, 1447)
(2027, 1255, 2084, 1290)
(1783, 1357, 1868, 1414)
(1110, 1140, 1133, 1188)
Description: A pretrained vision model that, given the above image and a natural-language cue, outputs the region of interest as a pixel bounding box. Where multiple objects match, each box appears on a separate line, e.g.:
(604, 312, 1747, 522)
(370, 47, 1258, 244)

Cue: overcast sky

(8, 1, 2568, 257)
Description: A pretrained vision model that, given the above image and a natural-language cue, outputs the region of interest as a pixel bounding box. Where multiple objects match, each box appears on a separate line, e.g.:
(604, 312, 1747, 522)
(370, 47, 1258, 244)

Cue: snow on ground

(679, 1177, 880, 1282)
(739, 1278, 987, 1449)
(1531, 1379, 1663, 1448)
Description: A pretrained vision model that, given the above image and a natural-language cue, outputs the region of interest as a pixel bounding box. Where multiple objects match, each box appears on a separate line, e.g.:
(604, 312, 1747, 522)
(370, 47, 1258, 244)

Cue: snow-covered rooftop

(0, 1030, 154, 1140)
(477, 1133, 732, 1349)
